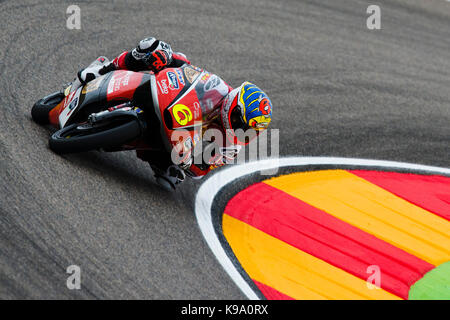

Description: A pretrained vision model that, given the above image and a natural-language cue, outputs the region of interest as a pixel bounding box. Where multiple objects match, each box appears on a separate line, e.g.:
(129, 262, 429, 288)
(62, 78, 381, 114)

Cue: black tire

(49, 119, 141, 154)
(31, 91, 64, 125)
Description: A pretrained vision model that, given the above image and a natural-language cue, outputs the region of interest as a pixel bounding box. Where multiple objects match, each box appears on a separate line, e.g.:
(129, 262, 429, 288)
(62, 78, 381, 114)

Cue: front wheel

(49, 119, 142, 154)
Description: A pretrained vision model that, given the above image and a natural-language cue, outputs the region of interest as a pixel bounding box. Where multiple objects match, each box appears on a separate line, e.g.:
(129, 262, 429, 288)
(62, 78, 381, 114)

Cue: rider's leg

(136, 150, 185, 191)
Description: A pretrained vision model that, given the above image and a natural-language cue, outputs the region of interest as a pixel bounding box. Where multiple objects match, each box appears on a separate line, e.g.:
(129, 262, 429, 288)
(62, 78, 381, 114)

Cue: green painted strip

(409, 261, 450, 300)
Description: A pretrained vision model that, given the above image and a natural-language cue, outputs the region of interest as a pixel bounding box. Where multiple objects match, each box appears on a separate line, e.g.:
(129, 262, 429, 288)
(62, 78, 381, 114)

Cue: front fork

(87, 102, 148, 137)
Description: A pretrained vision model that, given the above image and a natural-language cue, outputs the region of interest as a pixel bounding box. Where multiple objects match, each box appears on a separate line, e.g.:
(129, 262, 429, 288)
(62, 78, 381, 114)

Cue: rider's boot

(151, 164, 186, 191)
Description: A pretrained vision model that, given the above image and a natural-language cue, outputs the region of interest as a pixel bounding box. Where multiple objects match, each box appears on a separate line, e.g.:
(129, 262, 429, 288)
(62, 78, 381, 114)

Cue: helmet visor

(229, 105, 249, 131)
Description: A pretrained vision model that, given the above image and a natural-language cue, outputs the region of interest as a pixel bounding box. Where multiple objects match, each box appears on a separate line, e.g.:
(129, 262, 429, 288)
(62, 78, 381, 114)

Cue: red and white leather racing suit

(100, 38, 240, 179)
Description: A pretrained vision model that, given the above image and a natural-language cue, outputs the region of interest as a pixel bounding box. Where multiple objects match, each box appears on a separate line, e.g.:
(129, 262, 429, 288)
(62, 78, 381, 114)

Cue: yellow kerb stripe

(223, 214, 400, 300)
(263, 170, 450, 266)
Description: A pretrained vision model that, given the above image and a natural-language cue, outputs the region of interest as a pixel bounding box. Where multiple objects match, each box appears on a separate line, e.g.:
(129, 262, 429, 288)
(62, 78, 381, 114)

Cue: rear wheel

(31, 91, 64, 125)
(49, 119, 141, 154)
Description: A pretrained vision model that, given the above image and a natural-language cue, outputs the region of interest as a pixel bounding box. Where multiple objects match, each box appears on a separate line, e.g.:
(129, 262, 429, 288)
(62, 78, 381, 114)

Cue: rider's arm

(111, 37, 190, 72)
(168, 52, 191, 67)
(78, 37, 190, 84)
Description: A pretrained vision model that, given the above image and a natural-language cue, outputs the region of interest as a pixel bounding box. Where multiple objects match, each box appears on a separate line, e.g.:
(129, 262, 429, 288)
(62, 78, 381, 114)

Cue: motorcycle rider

(77, 37, 273, 190)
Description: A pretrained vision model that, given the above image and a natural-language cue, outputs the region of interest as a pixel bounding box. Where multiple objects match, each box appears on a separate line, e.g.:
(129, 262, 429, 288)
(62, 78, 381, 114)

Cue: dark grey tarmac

(0, 0, 449, 298)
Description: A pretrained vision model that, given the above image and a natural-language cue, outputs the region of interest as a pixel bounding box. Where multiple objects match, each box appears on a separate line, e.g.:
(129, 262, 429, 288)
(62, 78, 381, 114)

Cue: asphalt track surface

(0, 0, 449, 299)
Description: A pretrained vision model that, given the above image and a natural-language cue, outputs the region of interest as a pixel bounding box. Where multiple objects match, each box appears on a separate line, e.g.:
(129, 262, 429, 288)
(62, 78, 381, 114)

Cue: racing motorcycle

(32, 57, 205, 188)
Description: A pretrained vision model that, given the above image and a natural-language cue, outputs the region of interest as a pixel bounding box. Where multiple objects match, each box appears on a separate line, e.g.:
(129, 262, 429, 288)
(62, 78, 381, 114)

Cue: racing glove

(143, 50, 170, 72)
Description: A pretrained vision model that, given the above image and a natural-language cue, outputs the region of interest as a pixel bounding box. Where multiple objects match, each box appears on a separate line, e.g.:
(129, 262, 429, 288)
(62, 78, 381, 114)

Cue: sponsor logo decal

(107, 72, 131, 94)
(68, 97, 78, 110)
(60, 89, 81, 124)
(175, 69, 185, 86)
(167, 71, 179, 90)
(157, 79, 169, 94)
(184, 67, 200, 84)
(204, 75, 221, 91)
(82, 77, 102, 94)
(201, 73, 211, 82)
(193, 101, 201, 118)
(172, 104, 193, 126)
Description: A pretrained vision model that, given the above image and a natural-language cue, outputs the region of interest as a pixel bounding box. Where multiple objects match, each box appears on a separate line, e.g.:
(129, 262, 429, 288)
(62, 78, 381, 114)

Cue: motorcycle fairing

(106, 70, 145, 102)
(50, 71, 151, 128)
(151, 65, 205, 154)
(194, 72, 230, 117)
